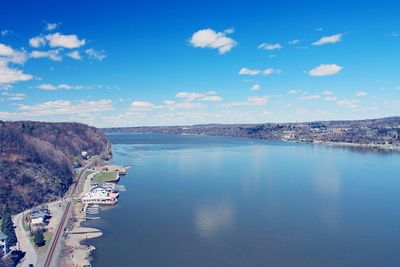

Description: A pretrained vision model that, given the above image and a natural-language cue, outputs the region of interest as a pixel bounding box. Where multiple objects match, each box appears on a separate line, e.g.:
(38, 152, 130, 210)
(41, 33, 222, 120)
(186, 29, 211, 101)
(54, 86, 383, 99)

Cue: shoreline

(60, 201, 102, 267)
(59, 161, 103, 267)
(59, 162, 126, 267)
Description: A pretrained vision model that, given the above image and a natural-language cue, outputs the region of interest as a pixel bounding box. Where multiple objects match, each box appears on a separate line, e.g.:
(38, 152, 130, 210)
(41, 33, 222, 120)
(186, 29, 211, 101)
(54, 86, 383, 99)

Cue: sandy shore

(59, 201, 103, 267)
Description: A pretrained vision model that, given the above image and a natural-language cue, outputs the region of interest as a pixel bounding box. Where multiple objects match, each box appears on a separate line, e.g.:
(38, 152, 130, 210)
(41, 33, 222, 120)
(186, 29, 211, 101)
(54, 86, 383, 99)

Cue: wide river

(86, 133, 400, 267)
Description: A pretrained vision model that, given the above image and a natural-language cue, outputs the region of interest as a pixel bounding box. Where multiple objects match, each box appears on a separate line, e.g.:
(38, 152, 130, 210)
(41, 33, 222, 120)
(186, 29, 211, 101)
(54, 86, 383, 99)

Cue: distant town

(104, 116, 400, 151)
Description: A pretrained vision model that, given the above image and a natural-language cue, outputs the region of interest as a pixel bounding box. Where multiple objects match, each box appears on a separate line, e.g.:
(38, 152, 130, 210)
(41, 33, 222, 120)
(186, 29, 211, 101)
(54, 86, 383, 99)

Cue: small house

(0, 230, 7, 255)
(81, 151, 88, 159)
(30, 205, 51, 226)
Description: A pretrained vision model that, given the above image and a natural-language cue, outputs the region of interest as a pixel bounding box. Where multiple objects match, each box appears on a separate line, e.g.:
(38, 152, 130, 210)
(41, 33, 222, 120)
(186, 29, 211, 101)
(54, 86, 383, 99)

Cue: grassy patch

(28, 231, 53, 254)
(84, 170, 94, 179)
(91, 171, 118, 184)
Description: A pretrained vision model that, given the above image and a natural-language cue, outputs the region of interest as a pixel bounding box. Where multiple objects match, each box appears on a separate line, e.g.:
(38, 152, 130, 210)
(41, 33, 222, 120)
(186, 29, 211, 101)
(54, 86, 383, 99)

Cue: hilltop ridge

(0, 121, 111, 213)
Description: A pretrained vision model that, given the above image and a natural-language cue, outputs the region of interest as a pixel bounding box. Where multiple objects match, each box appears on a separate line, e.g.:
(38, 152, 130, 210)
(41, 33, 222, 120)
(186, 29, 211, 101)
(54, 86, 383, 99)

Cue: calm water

(85, 133, 400, 267)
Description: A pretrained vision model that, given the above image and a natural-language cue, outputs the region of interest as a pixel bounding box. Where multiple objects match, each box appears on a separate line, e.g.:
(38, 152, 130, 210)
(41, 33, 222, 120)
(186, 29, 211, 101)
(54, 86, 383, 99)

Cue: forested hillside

(0, 121, 111, 213)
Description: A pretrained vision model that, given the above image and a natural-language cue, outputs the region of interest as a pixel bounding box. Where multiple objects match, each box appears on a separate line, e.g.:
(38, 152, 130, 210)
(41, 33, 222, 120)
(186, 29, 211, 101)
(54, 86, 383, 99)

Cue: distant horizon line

(4, 116, 399, 129)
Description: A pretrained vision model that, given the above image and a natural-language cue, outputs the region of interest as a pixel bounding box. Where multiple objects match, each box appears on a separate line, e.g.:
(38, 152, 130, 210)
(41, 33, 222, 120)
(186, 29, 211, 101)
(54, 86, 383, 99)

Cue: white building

(82, 190, 117, 205)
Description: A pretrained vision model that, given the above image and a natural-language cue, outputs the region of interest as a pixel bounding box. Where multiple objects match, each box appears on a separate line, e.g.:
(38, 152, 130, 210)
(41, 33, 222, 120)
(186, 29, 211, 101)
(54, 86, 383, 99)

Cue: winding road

(13, 211, 37, 267)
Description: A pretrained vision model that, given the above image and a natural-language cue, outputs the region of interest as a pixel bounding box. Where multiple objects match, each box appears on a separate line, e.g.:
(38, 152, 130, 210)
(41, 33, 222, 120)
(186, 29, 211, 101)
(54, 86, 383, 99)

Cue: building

(0, 230, 7, 255)
(30, 205, 51, 226)
(90, 185, 119, 198)
(81, 151, 88, 159)
(82, 189, 117, 205)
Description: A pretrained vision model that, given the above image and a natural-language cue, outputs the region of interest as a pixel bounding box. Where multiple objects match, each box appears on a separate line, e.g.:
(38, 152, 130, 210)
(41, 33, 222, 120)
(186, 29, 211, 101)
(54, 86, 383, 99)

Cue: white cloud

(258, 43, 282, 50)
(46, 33, 86, 49)
(29, 36, 46, 48)
(336, 99, 358, 108)
(35, 83, 94, 90)
(85, 48, 106, 61)
(0, 59, 33, 84)
(176, 91, 222, 102)
(247, 95, 269, 105)
(301, 94, 320, 100)
(263, 68, 281, 75)
(199, 95, 222, 102)
(356, 91, 368, 97)
(45, 22, 58, 31)
(67, 50, 81, 60)
(189, 28, 237, 54)
(309, 64, 343, 76)
(250, 84, 260, 91)
(239, 68, 260, 76)
(130, 101, 158, 110)
(312, 34, 343, 46)
(288, 39, 300, 45)
(0, 44, 14, 56)
(239, 68, 280, 76)
(1, 91, 25, 101)
(30, 50, 62, 61)
(0, 43, 28, 64)
(17, 99, 113, 116)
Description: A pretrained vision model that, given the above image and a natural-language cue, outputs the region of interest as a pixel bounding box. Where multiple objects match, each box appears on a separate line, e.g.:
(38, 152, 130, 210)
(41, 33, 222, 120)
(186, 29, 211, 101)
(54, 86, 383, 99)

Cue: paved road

(13, 211, 37, 267)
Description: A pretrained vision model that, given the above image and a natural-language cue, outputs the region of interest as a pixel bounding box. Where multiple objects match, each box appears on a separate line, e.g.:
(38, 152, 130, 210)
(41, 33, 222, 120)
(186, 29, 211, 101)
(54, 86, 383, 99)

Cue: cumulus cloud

(0, 43, 28, 64)
(30, 50, 62, 61)
(309, 64, 343, 76)
(67, 50, 81, 60)
(45, 33, 85, 49)
(85, 48, 106, 61)
(0, 44, 15, 56)
(250, 84, 260, 91)
(29, 36, 46, 48)
(312, 34, 343, 46)
(239, 68, 260, 76)
(189, 28, 237, 54)
(17, 99, 113, 116)
(0, 59, 33, 84)
(258, 43, 282, 50)
(356, 91, 368, 97)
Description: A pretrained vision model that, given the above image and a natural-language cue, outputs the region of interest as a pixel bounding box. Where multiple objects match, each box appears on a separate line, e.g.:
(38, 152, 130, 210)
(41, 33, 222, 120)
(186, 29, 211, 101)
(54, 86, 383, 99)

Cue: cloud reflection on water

(194, 200, 235, 239)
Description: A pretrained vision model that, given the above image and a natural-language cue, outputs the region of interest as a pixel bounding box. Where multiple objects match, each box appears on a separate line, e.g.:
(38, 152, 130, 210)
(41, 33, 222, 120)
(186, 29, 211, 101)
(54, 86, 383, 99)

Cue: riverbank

(59, 164, 126, 267)
(60, 201, 102, 267)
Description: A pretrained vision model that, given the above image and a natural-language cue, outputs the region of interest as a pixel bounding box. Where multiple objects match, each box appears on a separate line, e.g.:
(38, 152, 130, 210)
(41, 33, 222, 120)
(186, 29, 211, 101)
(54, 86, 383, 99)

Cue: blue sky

(0, 0, 400, 127)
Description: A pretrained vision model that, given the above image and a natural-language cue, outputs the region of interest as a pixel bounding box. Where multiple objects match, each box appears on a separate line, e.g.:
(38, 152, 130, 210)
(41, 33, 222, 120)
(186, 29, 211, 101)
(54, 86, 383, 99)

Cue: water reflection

(194, 200, 235, 238)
